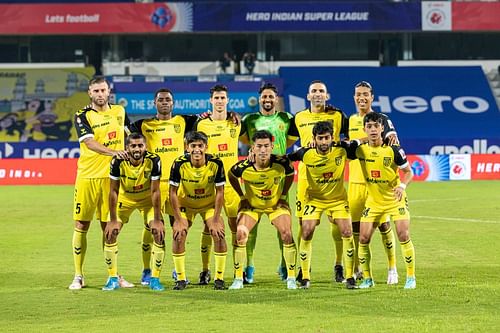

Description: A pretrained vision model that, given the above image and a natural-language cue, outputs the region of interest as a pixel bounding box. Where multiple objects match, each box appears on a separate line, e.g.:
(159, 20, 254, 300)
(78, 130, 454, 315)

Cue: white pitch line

(413, 215, 499, 224)
(411, 198, 461, 203)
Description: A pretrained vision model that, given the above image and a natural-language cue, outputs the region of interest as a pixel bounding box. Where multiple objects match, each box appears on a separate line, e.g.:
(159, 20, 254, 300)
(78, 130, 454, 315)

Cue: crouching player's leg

(205, 211, 228, 290)
(271, 208, 297, 290)
(229, 211, 258, 290)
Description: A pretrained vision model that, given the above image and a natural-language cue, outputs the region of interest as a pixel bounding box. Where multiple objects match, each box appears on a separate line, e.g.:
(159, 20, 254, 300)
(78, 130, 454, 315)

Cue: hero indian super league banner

(0, 66, 96, 143)
(0, 3, 193, 35)
(279, 66, 500, 155)
(113, 80, 283, 116)
(193, 2, 420, 32)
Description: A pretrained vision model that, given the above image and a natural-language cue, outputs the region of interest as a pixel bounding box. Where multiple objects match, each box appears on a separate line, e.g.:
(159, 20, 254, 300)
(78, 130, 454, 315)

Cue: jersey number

(303, 205, 317, 215)
(75, 203, 81, 214)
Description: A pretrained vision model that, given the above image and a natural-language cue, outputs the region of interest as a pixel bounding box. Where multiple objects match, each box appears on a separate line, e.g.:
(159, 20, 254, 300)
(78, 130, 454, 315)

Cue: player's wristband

(398, 183, 407, 190)
(280, 195, 287, 200)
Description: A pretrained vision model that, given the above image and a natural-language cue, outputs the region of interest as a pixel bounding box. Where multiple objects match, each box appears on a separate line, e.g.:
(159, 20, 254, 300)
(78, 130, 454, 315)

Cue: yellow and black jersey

(169, 153, 225, 209)
(109, 151, 161, 201)
(352, 143, 409, 207)
(288, 142, 355, 201)
(348, 112, 397, 183)
(130, 115, 197, 180)
(294, 106, 348, 146)
(230, 155, 294, 210)
(194, 116, 241, 178)
(74, 104, 130, 178)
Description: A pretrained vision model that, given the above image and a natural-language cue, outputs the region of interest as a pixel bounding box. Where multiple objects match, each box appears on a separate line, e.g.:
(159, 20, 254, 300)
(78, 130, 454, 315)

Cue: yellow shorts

(240, 206, 290, 223)
(348, 182, 368, 222)
(302, 197, 350, 221)
(179, 206, 215, 223)
(360, 194, 410, 224)
(73, 177, 110, 222)
(224, 185, 240, 218)
(114, 196, 158, 225)
(295, 163, 307, 218)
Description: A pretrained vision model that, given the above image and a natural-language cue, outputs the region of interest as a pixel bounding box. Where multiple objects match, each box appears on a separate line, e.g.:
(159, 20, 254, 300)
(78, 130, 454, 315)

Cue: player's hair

(312, 121, 333, 137)
(259, 82, 278, 95)
(185, 131, 208, 145)
(355, 81, 374, 95)
(154, 88, 174, 100)
(126, 132, 146, 145)
(210, 84, 228, 97)
(309, 80, 326, 87)
(252, 129, 273, 142)
(88, 76, 110, 89)
(363, 111, 384, 125)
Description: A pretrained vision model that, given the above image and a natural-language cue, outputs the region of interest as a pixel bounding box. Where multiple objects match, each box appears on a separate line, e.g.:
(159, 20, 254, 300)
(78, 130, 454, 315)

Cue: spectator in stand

(243, 52, 256, 75)
(219, 52, 232, 74)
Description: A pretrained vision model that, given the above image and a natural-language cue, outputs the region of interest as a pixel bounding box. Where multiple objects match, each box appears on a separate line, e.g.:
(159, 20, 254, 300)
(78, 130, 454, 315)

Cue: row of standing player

(69, 77, 416, 291)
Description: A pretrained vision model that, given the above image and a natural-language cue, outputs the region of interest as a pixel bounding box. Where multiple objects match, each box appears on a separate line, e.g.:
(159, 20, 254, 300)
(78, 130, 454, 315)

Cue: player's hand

(246, 148, 255, 163)
(228, 111, 241, 125)
(277, 199, 290, 211)
(150, 219, 165, 243)
(307, 141, 316, 148)
(172, 219, 188, 241)
(113, 150, 129, 160)
(105, 220, 121, 242)
(239, 198, 251, 211)
(393, 185, 405, 201)
(209, 216, 225, 241)
(387, 134, 399, 146)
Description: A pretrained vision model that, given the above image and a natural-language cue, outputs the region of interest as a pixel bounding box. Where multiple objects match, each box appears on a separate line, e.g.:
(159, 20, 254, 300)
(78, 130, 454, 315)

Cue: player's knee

(378, 221, 390, 232)
(75, 220, 90, 231)
(301, 226, 314, 241)
(236, 225, 249, 245)
(359, 234, 371, 244)
(340, 227, 352, 238)
(397, 229, 410, 243)
(280, 229, 293, 244)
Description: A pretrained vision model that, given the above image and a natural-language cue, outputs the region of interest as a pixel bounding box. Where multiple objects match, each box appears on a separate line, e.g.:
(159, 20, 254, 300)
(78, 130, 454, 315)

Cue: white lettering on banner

(0, 168, 42, 179)
(246, 12, 271, 21)
(245, 11, 369, 22)
(476, 163, 500, 173)
(429, 139, 500, 155)
(373, 95, 489, 114)
(45, 14, 100, 24)
(23, 148, 80, 159)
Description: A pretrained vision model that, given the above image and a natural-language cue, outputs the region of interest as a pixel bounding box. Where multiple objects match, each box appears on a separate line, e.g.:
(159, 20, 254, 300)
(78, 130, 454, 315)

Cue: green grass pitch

(0, 181, 499, 332)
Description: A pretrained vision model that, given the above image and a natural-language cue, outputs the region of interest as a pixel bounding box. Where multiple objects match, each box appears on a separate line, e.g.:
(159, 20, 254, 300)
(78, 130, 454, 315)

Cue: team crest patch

(144, 172, 150, 179)
(208, 176, 215, 183)
(230, 128, 237, 138)
(335, 156, 342, 166)
(174, 124, 181, 133)
(274, 177, 280, 185)
(117, 116, 123, 123)
(383, 157, 392, 167)
(399, 208, 406, 215)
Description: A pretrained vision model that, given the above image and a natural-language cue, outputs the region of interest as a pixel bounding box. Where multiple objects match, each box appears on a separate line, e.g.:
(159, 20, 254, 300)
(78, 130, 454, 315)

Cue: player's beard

(92, 96, 107, 107)
(131, 150, 145, 161)
(317, 144, 330, 154)
(261, 101, 274, 112)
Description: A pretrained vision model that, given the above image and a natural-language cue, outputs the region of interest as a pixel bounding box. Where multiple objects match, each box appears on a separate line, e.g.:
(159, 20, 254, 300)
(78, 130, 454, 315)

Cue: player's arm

(210, 184, 226, 240)
(277, 156, 295, 209)
(239, 116, 250, 145)
(287, 147, 306, 162)
(382, 114, 399, 145)
(393, 146, 413, 201)
(287, 116, 299, 148)
(169, 159, 188, 240)
(106, 158, 122, 241)
(149, 156, 164, 242)
(340, 140, 360, 160)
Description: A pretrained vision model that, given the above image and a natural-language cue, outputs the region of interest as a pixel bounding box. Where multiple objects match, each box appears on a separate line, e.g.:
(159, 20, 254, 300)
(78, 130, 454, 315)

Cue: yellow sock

(246, 224, 258, 267)
(233, 245, 246, 279)
(400, 239, 415, 277)
(342, 236, 355, 279)
(200, 231, 212, 271)
(151, 241, 165, 278)
(299, 239, 312, 280)
(142, 225, 153, 270)
(172, 252, 186, 281)
(214, 252, 227, 281)
(330, 223, 343, 265)
(353, 231, 360, 273)
(104, 242, 118, 277)
(283, 243, 297, 279)
(72, 228, 87, 277)
(381, 227, 397, 270)
(358, 243, 372, 279)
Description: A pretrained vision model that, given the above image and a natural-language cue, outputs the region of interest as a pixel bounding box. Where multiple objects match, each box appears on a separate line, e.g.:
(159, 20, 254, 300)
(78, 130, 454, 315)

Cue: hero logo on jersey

(108, 131, 117, 140)
(195, 188, 205, 194)
(162, 138, 172, 146)
(218, 144, 228, 151)
(133, 184, 144, 191)
(371, 170, 381, 178)
(323, 172, 333, 179)
(261, 189, 271, 196)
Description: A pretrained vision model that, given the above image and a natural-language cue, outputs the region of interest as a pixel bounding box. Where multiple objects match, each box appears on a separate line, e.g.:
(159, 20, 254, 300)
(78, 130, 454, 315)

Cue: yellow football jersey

(294, 107, 348, 146)
(230, 155, 294, 210)
(288, 144, 349, 201)
(169, 153, 226, 209)
(131, 115, 197, 180)
(195, 117, 241, 178)
(354, 143, 409, 207)
(109, 151, 161, 201)
(74, 104, 129, 178)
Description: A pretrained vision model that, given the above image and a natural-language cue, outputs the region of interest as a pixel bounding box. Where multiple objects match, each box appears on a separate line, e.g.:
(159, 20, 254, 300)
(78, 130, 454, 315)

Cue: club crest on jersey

(133, 184, 144, 191)
(335, 156, 342, 166)
(218, 143, 228, 151)
(261, 189, 272, 196)
(399, 208, 406, 215)
(174, 124, 181, 133)
(117, 116, 123, 123)
(230, 129, 237, 138)
(108, 131, 117, 139)
(371, 170, 381, 178)
(274, 177, 280, 184)
(195, 188, 205, 195)
(162, 138, 172, 146)
(323, 172, 333, 179)
(208, 176, 215, 183)
(383, 157, 392, 167)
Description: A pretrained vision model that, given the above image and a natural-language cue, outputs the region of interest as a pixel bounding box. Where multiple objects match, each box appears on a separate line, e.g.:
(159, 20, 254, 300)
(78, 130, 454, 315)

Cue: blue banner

(193, 2, 420, 32)
(0, 141, 79, 159)
(279, 66, 500, 154)
(113, 80, 283, 115)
